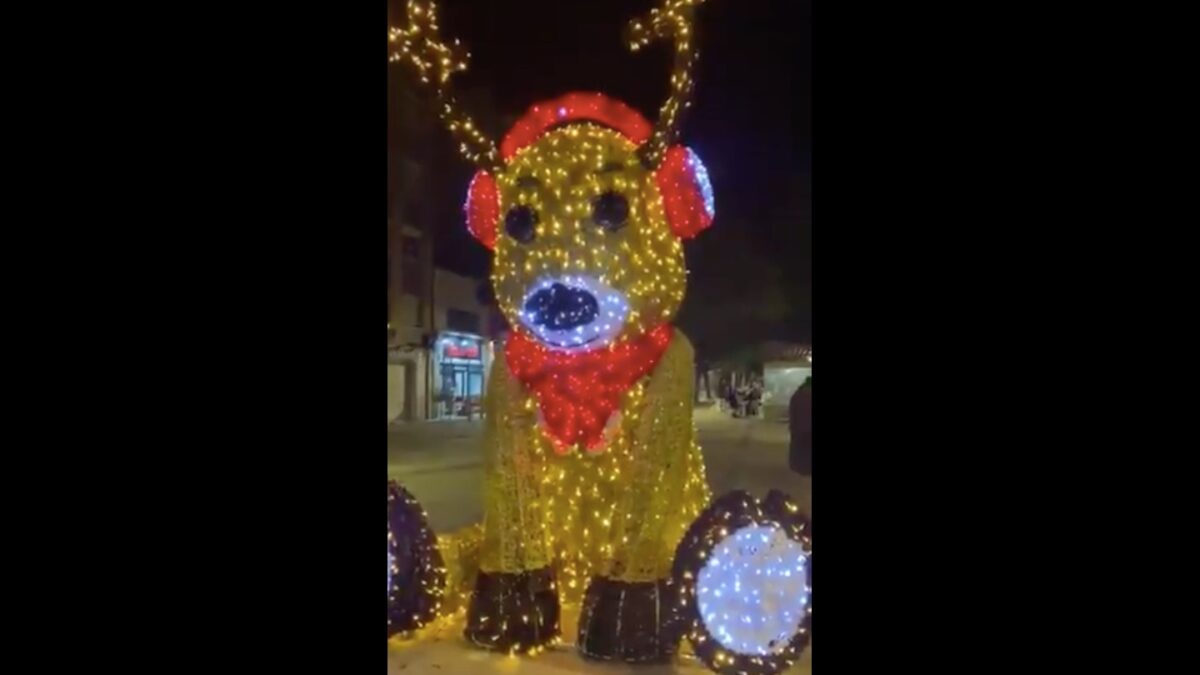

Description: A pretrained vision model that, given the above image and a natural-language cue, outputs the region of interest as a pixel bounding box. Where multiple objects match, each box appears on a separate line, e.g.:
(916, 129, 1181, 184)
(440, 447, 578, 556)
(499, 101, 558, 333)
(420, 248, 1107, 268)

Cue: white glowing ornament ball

(696, 524, 811, 656)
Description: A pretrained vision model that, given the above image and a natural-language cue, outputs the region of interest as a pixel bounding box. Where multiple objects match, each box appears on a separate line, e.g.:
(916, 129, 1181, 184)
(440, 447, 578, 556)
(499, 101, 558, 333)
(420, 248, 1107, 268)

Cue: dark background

(388, 0, 812, 358)
(12, 1, 1127, 672)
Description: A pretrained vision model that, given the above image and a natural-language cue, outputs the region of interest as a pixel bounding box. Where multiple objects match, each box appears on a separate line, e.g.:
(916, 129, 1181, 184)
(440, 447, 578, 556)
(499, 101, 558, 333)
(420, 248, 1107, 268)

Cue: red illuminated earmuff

(462, 92, 714, 249)
(656, 145, 715, 240)
(465, 171, 499, 250)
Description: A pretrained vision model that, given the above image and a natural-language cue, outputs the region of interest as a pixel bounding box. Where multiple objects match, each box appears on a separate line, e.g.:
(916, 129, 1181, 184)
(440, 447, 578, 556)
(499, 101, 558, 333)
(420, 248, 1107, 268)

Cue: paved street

(388, 405, 812, 532)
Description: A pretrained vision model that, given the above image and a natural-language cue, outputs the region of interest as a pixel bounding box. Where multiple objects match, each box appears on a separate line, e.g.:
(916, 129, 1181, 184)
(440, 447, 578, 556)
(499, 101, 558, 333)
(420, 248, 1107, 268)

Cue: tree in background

(678, 170, 810, 370)
(678, 220, 792, 362)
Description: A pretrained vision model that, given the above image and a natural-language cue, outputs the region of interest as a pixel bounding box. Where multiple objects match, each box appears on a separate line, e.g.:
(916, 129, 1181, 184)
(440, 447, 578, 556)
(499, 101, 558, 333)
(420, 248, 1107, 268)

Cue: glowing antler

(626, 0, 708, 169)
(389, 0, 501, 172)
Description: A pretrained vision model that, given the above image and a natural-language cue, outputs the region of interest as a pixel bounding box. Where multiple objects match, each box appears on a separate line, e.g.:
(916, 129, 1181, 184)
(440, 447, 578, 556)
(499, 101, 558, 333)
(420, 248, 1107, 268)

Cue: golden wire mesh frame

(626, 0, 708, 169)
(388, 0, 502, 173)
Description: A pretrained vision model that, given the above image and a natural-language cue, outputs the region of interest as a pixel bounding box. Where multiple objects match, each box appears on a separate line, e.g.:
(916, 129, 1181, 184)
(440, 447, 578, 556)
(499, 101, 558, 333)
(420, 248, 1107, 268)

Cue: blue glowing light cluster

(388, 536, 394, 598)
(518, 275, 630, 352)
(696, 524, 810, 657)
(686, 147, 715, 219)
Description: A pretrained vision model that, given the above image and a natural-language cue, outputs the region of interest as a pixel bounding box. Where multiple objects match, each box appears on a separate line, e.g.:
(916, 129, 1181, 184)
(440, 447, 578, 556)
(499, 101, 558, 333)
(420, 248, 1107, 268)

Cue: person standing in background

(748, 380, 763, 417)
(789, 376, 812, 475)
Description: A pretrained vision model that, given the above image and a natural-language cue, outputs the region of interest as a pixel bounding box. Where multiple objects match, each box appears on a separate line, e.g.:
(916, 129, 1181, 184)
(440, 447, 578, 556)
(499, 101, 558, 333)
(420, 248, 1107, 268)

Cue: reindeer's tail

(436, 523, 484, 614)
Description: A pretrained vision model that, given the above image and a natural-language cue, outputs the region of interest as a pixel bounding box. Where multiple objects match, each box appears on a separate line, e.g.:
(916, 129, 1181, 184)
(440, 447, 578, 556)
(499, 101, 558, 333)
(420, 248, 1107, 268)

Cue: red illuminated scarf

(505, 324, 673, 453)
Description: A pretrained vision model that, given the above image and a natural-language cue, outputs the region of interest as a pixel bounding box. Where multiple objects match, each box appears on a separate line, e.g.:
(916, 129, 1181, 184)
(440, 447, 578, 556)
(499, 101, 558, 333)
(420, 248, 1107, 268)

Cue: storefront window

(434, 332, 487, 419)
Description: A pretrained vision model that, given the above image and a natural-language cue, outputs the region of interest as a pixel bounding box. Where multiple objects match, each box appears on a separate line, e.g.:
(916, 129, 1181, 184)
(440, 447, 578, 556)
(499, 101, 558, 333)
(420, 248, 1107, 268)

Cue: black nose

(523, 283, 599, 330)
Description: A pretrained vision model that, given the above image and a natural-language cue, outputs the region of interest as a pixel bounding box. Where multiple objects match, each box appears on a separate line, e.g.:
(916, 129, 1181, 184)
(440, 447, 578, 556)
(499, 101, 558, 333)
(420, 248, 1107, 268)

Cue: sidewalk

(387, 419, 483, 474)
(388, 611, 811, 675)
(387, 418, 483, 442)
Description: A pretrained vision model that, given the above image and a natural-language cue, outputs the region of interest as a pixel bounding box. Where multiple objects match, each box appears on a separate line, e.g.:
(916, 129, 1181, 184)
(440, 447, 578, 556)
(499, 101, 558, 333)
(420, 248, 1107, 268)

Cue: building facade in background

(428, 268, 494, 420)
(761, 343, 812, 421)
(388, 74, 439, 424)
(386, 215, 435, 423)
(388, 77, 506, 424)
(387, 262, 495, 424)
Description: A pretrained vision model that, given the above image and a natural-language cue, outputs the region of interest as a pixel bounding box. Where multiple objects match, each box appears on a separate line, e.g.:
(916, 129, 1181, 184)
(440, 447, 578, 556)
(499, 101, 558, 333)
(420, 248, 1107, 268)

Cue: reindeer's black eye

(505, 205, 538, 243)
(592, 191, 629, 232)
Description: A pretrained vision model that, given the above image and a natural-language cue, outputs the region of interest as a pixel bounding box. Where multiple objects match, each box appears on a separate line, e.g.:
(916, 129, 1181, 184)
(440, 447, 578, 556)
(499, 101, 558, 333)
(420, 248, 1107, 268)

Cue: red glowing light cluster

(505, 324, 674, 453)
(656, 145, 713, 240)
(465, 171, 500, 250)
(500, 92, 653, 160)
(443, 344, 481, 359)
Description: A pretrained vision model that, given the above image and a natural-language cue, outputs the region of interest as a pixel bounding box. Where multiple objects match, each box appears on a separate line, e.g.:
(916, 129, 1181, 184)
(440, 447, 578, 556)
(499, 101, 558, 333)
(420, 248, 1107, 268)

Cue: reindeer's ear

(465, 170, 500, 250)
(655, 145, 715, 240)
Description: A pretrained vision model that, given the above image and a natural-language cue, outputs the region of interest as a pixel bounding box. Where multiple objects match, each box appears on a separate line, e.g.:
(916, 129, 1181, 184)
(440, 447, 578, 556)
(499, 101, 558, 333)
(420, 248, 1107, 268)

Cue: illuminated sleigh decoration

(671, 490, 812, 675)
(387, 1, 809, 672)
(386, 481, 445, 637)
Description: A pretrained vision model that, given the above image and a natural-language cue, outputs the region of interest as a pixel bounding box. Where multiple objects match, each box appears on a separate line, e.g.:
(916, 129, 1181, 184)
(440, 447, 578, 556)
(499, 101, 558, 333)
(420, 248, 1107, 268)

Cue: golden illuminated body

(480, 325, 709, 588)
(389, 0, 716, 662)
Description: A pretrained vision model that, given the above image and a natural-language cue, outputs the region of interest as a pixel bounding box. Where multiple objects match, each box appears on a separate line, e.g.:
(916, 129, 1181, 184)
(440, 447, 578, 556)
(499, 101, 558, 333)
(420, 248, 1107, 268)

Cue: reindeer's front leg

(578, 332, 711, 662)
(465, 358, 560, 653)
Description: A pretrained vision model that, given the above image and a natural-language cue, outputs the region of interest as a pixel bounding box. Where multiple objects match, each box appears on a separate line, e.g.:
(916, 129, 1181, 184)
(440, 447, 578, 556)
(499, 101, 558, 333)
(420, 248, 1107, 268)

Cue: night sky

(389, 0, 811, 352)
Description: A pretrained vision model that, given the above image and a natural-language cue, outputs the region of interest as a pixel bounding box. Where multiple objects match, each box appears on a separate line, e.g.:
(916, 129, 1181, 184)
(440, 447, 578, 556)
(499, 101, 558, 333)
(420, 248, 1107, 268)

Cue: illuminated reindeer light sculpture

(390, 0, 716, 662)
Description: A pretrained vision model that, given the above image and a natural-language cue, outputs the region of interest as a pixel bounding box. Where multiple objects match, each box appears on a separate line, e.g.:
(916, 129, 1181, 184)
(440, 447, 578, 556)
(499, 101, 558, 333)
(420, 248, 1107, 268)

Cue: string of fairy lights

(627, 0, 708, 168)
(389, 0, 708, 174)
(388, 1, 501, 172)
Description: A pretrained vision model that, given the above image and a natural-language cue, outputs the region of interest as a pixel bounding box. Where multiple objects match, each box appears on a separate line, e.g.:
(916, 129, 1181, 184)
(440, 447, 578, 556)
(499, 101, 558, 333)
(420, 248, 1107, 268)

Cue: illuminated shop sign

(439, 333, 483, 362)
(443, 343, 480, 360)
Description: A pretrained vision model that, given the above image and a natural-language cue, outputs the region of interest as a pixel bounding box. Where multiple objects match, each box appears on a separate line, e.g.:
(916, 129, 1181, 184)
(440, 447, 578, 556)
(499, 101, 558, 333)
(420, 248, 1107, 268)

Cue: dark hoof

(577, 576, 680, 663)
(464, 568, 560, 653)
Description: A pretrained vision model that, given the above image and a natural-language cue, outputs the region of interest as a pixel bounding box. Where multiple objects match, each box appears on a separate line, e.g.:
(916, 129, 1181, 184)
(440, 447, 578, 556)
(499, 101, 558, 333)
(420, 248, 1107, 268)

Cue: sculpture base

(389, 605, 812, 674)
